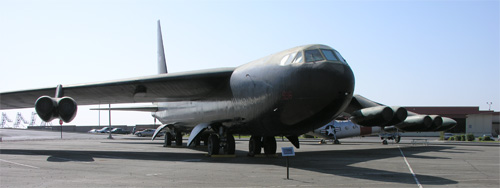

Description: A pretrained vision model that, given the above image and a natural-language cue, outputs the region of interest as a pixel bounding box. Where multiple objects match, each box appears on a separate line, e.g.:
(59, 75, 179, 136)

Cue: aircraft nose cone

(279, 62, 355, 125)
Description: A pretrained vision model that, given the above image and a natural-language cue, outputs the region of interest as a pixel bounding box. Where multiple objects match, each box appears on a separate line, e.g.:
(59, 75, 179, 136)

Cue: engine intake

(35, 96, 78, 123)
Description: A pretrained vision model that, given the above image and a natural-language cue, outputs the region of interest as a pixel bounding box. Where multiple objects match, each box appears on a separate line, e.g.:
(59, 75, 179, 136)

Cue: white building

(466, 112, 500, 137)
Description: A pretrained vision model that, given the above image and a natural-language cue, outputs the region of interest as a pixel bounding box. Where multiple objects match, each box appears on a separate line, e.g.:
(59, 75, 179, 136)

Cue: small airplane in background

(0, 21, 456, 156)
(308, 120, 382, 145)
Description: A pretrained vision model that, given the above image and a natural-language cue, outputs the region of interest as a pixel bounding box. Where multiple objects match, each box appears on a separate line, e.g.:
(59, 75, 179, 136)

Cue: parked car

(135, 129, 163, 137)
(88, 129, 98, 133)
(444, 133, 454, 140)
(482, 134, 495, 141)
(111, 128, 130, 134)
(96, 127, 112, 133)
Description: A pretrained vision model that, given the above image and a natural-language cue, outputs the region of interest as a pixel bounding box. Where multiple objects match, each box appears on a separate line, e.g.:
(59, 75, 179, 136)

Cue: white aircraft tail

(157, 20, 168, 74)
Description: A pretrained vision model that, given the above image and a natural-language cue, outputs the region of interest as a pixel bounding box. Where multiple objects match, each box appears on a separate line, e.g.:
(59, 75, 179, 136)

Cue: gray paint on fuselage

(153, 44, 355, 136)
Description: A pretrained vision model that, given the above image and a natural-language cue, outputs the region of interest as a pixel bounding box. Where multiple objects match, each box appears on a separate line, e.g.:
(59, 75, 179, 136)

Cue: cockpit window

(280, 52, 298, 65)
(280, 54, 290, 65)
(334, 50, 347, 63)
(292, 51, 303, 64)
(321, 49, 338, 61)
(305, 49, 325, 62)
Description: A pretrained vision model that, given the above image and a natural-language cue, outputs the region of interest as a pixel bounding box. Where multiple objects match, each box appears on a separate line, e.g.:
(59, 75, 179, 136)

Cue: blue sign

(281, 147, 295, 157)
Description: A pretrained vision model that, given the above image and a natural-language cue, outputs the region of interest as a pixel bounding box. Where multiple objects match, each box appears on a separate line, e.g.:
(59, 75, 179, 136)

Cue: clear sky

(1, 0, 499, 126)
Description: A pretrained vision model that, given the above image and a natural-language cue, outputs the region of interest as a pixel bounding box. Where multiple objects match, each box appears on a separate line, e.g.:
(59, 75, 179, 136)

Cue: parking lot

(1, 129, 499, 187)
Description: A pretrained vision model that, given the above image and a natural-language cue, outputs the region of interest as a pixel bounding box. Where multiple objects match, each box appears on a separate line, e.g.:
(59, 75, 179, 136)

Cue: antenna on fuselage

(157, 20, 168, 74)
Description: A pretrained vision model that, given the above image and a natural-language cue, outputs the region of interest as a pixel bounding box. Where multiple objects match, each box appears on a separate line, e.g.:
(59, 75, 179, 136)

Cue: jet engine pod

(384, 106, 408, 126)
(350, 106, 393, 127)
(57, 97, 78, 123)
(426, 115, 443, 131)
(35, 96, 58, 122)
(395, 115, 432, 131)
(434, 117, 457, 131)
(34, 96, 78, 123)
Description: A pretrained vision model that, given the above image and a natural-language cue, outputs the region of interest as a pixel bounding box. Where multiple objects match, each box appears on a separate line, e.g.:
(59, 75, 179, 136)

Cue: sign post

(59, 119, 63, 139)
(281, 147, 295, 180)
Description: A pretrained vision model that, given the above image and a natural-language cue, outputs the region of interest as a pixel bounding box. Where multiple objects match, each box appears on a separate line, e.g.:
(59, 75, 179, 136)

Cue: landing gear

(263, 136, 277, 155)
(333, 139, 341, 144)
(319, 139, 327, 144)
(175, 131, 183, 146)
(248, 136, 262, 156)
(164, 128, 183, 147)
(206, 125, 235, 156)
(226, 135, 236, 155)
(248, 136, 277, 156)
(164, 132, 172, 147)
(208, 134, 220, 155)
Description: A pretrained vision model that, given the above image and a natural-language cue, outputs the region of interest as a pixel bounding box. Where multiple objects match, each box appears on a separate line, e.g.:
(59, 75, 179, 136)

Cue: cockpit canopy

(280, 47, 347, 66)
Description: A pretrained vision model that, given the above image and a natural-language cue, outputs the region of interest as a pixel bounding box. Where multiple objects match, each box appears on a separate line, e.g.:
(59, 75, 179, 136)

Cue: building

(405, 106, 499, 137)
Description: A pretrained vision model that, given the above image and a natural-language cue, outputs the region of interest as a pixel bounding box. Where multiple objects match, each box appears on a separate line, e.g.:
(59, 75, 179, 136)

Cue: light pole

(487, 102, 493, 111)
(108, 104, 113, 139)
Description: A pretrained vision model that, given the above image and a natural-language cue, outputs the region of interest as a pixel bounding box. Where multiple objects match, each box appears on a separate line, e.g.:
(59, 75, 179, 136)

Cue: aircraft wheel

(334, 139, 341, 144)
(164, 132, 172, 147)
(208, 134, 220, 155)
(194, 137, 201, 146)
(226, 134, 235, 155)
(263, 136, 277, 155)
(319, 139, 326, 144)
(248, 136, 262, 156)
(175, 131, 183, 146)
(202, 134, 209, 146)
(382, 140, 388, 145)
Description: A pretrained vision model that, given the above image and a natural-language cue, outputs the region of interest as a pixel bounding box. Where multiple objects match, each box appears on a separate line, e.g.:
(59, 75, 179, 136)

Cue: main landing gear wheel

(208, 134, 220, 155)
(333, 139, 341, 144)
(263, 136, 277, 155)
(175, 131, 183, 146)
(248, 136, 262, 157)
(395, 136, 401, 143)
(164, 132, 172, 147)
(226, 134, 236, 155)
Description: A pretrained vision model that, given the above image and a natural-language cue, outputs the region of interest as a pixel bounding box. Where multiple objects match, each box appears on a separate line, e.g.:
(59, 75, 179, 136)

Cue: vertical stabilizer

(157, 20, 168, 74)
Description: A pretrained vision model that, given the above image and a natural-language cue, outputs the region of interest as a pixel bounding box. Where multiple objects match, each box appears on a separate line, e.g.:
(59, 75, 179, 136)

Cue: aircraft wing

(343, 94, 456, 131)
(0, 67, 235, 109)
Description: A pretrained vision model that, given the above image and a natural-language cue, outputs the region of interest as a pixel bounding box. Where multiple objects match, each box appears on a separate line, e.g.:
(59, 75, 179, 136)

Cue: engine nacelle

(350, 106, 393, 127)
(35, 96, 78, 123)
(434, 117, 457, 131)
(395, 115, 432, 131)
(426, 115, 443, 131)
(385, 106, 408, 126)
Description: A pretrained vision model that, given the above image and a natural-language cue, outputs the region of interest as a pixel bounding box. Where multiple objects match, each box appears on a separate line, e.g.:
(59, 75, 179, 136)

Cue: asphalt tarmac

(1, 129, 499, 187)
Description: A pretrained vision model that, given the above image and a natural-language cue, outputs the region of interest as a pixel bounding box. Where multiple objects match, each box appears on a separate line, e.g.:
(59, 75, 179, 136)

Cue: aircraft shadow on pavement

(0, 145, 457, 185)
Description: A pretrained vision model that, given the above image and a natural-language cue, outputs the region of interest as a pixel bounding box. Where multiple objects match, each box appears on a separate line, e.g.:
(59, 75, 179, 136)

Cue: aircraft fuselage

(153, 44, 355, 137)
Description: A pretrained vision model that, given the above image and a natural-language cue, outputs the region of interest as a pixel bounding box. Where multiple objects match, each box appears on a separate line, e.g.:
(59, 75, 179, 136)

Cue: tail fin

(157, 20, 168, 74)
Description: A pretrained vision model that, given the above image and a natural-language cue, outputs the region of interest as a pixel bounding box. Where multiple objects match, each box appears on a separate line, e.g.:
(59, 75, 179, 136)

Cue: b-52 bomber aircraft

(0, 21, 454, 156)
